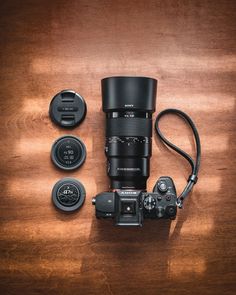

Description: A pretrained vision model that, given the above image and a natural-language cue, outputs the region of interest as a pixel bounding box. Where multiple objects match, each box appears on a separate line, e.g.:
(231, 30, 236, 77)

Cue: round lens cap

(52, 178, 86, 212)
(51, 135, 86, 170)
(49, 90, 87, 128)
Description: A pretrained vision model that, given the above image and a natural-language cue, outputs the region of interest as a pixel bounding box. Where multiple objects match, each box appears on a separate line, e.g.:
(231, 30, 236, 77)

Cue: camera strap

(154, 109, 201, 208)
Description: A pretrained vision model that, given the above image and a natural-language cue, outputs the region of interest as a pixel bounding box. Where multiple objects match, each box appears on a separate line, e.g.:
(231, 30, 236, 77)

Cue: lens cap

(51, 135, 86, 170)
(49, 90, 87, 128)
(52, 178, 86, 212)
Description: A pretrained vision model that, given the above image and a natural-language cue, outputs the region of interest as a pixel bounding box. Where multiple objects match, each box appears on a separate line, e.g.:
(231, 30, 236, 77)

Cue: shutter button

(158, 181, 168, 193)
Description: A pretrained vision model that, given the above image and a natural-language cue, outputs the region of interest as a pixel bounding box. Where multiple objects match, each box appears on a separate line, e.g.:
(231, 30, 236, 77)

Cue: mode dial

(144, 196, 156, 211)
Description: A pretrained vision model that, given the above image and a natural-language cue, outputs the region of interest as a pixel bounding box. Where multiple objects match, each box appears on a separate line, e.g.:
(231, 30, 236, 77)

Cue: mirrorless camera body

(93, 176, 177, 226)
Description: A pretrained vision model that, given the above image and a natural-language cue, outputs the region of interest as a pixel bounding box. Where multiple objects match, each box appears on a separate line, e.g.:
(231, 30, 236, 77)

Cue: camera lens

(102, 76, 157, 190)
(51, 135, 86, 170)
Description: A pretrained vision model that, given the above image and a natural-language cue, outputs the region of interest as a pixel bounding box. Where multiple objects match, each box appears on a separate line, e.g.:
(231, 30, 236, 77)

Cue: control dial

(144, 196, 156, 211)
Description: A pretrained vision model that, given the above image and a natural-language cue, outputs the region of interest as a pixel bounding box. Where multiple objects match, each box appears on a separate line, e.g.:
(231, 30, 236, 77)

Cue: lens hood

(101, 76, 157, 112)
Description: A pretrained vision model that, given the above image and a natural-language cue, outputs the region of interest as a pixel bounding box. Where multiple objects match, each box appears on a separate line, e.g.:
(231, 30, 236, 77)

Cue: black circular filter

(49, 90, 87, 128)
(51, 135, 86, 170)
(52, 178, 86, 212)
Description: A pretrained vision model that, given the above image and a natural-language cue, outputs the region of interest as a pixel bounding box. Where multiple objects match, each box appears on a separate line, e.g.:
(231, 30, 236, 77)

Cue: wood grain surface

(0, 0, 236, 294)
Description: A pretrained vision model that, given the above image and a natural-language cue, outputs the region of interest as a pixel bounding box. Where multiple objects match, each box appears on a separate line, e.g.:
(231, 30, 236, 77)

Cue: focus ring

(106, 118, 152, 137)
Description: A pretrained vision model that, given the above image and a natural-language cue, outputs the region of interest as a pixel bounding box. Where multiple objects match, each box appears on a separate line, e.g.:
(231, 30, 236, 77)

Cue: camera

(93, 176, 177, 226)
(92, 76, 178, 226)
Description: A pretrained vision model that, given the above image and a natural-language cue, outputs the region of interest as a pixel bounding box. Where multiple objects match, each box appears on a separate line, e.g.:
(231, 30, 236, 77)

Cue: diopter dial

(143, 195, 156, 211)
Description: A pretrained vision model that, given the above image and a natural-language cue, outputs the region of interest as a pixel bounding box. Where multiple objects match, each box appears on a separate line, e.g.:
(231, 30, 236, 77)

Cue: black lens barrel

(106, 116, 152, 137)
(102, 76, 157, 190)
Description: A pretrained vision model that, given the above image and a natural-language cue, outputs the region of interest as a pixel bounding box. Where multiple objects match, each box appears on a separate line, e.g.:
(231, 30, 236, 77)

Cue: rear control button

(166, 205, 177, 217)
(166, 195, 171, 201)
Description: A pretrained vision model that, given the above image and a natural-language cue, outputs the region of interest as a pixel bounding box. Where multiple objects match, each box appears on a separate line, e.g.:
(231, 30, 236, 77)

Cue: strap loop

(188, 174, 198, 184)
(155, 109, 201, 207)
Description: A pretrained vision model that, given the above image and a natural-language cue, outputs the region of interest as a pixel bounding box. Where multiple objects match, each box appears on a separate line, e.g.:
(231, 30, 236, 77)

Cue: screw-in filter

(52, 178, 86, 212)
(51, 135, 86, 170)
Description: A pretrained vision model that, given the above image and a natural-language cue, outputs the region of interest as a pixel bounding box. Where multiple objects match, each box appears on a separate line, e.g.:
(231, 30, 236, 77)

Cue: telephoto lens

(102, 76, 157, 190)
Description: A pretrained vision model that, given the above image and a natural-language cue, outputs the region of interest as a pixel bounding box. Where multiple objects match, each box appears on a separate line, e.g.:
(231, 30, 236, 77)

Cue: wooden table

(0, 1, 235, 294)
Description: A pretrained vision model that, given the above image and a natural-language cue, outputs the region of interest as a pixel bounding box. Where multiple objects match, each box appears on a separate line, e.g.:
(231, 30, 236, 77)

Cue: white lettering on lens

(117, 168, 141, 171)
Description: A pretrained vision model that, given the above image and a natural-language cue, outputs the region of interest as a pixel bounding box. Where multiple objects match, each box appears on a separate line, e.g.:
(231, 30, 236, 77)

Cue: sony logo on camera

(119, 191, 139, 195)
